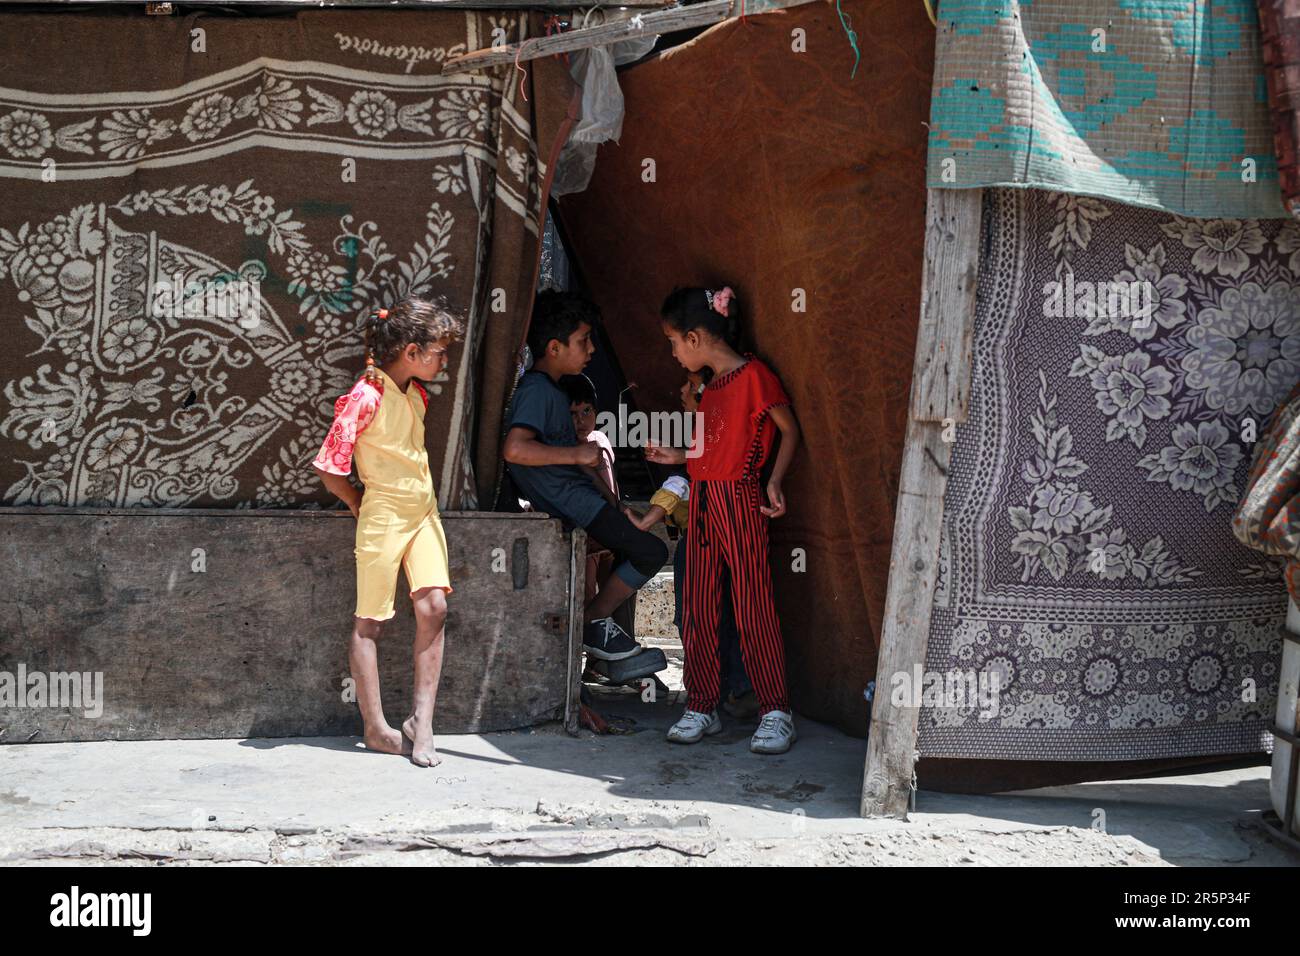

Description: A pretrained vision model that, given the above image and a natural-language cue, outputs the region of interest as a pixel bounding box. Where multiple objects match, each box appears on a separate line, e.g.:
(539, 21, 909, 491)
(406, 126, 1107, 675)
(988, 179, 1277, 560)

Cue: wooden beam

(441, 0, 819, 74)
(563, 527, 588, 735)
(861, 188, 984, 819)
(443, 1, 725, 74)
(0, 504, 556, 519)
(44, 1, 676, 7)
(910, 187, 983, 421)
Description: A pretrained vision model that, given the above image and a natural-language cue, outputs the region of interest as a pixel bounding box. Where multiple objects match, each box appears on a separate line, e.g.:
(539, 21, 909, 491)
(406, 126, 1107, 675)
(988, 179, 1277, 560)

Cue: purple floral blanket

(920, 188, 1288, 761)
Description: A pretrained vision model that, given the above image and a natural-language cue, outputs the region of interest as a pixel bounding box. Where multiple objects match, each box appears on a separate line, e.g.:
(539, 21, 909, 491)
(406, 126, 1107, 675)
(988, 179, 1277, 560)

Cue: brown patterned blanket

(0, 8, 575, 510)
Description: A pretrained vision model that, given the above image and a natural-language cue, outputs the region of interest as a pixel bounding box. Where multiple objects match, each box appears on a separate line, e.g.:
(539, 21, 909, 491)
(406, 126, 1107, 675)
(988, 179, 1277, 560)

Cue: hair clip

(705, 286, 734, 318)
(377, 308, 389, 320)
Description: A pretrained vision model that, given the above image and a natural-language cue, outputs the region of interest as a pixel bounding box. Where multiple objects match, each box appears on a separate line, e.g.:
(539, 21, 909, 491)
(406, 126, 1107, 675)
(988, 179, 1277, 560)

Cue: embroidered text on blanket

(334, 32, 467, 74)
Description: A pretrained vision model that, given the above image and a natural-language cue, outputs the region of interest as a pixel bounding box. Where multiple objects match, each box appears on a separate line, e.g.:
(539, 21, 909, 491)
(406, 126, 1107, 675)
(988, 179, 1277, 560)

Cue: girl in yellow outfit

(313, 297, 464, 767)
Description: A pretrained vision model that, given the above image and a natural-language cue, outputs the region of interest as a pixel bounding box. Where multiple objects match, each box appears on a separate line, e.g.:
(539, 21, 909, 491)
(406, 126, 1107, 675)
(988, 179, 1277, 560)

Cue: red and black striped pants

(680, 477, 789, 716)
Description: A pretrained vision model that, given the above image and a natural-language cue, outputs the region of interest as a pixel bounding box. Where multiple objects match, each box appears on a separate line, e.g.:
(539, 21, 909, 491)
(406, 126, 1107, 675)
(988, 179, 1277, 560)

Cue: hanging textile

(0, 9, 576, 510)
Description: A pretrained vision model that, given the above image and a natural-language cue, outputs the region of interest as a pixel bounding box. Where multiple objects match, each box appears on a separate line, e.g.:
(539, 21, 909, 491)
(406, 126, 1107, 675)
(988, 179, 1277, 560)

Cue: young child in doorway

(561, 373, 617, 499)
(561, 371, 637, 671)
(632, 373, 755, 718)
(503, 291, 668, 663)
(313, 297, 464, 768)
(646, 285, 801, 754)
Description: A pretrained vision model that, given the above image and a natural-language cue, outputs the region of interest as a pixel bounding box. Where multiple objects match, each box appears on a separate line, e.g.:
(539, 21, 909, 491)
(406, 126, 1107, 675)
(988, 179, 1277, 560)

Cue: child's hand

(760, 480, 787, 518)
(317, 466, 364, 518)
(645, 443, 686, 465)
(622, 505, 645, 528)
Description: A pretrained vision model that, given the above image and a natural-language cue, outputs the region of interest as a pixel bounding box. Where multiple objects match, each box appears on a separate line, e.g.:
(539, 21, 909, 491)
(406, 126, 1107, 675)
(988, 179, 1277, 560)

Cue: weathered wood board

(862, 188, 984, 818)
(442, 0, 821, 74)
(0, 508, 583, 742)
(909, 186, 983, 423)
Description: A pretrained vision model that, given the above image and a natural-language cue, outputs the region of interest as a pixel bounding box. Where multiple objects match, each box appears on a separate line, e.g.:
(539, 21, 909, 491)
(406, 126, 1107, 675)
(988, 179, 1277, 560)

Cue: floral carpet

(0, 9, 575, 510)
(920, 188, 1288, 761)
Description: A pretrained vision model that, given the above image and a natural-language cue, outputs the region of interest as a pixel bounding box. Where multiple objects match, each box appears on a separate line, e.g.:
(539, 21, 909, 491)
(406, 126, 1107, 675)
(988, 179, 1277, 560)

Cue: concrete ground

(1, 686, 1296, 866)
(3, 575, 1295, 866)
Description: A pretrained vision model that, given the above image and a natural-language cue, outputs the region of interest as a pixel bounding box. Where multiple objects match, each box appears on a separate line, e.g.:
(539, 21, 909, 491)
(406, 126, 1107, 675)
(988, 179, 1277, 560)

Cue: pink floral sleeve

(313, 379, 380, 476)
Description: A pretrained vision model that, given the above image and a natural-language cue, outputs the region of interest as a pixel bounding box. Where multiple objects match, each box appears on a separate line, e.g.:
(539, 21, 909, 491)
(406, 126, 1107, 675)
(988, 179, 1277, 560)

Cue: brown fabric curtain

(0, 9, 576, 511)
(557, 0, 932, 735)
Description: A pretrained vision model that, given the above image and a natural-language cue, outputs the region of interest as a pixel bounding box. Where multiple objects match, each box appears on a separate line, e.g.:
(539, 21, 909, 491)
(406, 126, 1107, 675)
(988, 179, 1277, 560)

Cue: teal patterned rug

(927, 0, 1285, 219)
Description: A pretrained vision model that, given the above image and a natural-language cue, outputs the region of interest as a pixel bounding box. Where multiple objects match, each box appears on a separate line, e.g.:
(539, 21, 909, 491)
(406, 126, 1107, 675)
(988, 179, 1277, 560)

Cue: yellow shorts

(354, 506, 452, 621)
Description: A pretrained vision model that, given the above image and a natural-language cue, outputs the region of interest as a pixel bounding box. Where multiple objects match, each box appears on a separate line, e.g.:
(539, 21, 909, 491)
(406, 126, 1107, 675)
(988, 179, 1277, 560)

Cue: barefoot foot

(402, 715, 441, 768)
(362, 724, 406, 756)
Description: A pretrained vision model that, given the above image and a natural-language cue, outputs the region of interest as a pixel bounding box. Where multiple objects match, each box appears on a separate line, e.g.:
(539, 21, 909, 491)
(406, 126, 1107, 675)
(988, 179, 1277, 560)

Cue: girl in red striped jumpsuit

(647, 285, 802, 754)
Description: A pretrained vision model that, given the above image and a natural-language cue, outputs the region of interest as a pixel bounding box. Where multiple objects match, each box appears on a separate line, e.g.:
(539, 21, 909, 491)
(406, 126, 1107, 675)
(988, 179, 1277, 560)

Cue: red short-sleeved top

(687, 356, 790, 481)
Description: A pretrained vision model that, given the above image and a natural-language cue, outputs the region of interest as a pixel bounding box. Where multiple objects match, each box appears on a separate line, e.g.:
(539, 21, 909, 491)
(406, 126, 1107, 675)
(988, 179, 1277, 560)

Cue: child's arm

(631, 504, 667, 532)
(312, 381, 378, 519)
(645, 443, 687, 466)
(315, 467, 362, 518)
(581, 437, 618, 504)
(760, 405, 801, 519)
(579, 464, 619, 506)
(503, 427, 601, 468)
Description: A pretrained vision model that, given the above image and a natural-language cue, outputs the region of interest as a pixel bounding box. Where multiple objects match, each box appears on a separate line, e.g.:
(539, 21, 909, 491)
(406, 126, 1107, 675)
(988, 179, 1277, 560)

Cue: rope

(513, 34, 534, 103)
(836, 0, 861, 79)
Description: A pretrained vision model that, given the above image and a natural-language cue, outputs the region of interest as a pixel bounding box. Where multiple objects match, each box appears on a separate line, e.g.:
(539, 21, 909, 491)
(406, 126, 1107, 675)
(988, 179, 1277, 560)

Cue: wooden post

(139, 0, 675, 8)
(564, 528, 588, 734)
(860, 187, 984, 819)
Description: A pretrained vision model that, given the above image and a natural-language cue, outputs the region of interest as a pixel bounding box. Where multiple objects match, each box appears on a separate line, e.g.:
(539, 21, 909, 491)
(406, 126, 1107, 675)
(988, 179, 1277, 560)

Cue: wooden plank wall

(0, 509, 582, 742)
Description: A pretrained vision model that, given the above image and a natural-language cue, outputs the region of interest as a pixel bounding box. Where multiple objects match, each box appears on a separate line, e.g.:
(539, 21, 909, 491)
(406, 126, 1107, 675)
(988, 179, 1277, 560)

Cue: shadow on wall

(554, 0, 933, 738)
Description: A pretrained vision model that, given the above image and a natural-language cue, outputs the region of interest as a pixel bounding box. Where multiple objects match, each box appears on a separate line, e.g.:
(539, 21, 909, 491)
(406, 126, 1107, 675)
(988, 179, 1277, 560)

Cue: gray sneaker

(666, 709, 722, 744)
(750, 710, 796, 754)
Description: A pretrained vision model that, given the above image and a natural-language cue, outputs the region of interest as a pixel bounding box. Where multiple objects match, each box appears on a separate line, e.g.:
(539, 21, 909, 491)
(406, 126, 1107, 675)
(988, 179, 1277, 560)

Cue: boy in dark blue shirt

(503, 292, 668, 661)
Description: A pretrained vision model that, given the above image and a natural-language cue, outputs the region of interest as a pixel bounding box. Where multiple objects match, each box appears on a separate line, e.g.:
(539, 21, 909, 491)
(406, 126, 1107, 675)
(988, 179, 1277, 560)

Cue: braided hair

(362, 296, 466, 384)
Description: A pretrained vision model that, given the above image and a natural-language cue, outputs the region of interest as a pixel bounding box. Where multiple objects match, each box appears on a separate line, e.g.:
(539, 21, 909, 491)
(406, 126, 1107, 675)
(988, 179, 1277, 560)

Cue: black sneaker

(583, 617, 642, 661)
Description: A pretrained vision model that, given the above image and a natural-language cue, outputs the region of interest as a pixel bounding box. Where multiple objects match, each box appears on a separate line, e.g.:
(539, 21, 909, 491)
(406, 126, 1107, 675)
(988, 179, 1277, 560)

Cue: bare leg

(584, 576, 634, 624)
(402, 586, 447, 767)
(349, 617, 405, 755)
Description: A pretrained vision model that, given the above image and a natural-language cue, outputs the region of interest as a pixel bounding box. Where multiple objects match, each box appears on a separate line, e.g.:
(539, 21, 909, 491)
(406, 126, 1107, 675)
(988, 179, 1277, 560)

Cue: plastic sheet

(550, 29, 657, 197)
